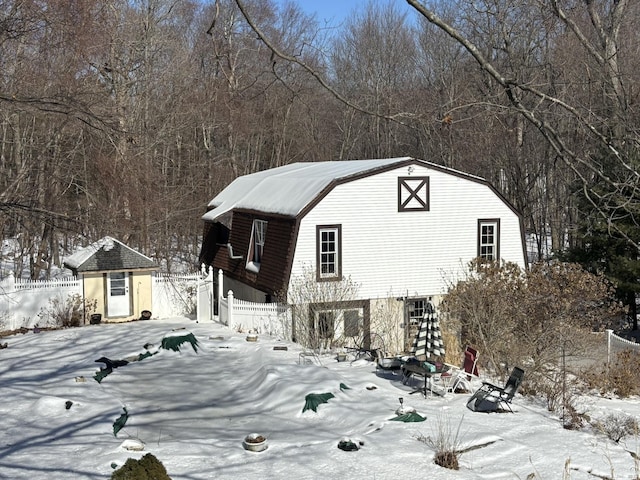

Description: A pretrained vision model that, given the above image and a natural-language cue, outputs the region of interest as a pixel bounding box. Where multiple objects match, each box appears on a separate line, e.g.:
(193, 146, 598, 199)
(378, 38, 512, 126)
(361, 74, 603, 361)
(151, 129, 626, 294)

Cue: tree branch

(230, 0, 419, 127)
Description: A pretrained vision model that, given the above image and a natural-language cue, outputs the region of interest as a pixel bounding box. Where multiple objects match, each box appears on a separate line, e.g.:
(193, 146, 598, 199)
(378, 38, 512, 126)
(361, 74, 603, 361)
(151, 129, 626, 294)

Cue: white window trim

(317, 225, 341, 281)
(246, 219, 267, 272)
(478, 219, 500, 261)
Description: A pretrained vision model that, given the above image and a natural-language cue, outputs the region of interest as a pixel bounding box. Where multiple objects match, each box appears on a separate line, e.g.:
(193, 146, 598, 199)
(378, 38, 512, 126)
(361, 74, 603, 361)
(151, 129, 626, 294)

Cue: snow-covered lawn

(0, 318, 638, 479)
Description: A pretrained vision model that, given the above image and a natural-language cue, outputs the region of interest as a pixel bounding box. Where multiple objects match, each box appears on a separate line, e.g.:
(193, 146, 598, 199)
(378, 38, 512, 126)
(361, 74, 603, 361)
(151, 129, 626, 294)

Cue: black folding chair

(466, 367, 525, 413)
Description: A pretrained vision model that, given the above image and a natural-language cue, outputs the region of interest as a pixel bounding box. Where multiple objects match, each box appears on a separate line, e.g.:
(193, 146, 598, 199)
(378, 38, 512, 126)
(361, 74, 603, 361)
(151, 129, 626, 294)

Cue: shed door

(107, 272, 130, 317)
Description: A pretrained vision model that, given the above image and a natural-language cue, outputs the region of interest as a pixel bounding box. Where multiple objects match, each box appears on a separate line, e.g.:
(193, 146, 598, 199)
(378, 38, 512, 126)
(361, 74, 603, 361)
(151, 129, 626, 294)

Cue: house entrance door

(107, 272, 130, 317)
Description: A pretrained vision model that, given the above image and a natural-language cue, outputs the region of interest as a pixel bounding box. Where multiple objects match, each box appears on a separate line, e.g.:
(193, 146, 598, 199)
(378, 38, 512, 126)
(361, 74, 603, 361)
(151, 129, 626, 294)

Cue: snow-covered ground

(0, 317, 638, 479)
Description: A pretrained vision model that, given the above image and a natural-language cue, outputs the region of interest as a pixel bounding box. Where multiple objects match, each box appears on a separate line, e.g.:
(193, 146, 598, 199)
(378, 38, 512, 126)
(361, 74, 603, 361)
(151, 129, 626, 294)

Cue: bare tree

(330, 2, 420, 159)
(282, 264, 361, 353)
(407, 0, 640, 250)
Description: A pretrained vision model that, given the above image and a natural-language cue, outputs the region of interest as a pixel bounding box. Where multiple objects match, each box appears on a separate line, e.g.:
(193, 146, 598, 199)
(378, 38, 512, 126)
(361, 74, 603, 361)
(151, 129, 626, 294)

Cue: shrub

(38, 294, 96, 328)
(607, 350, 640, 397)
(415, 414, 465, 470)
(111, 453, 172, 480)
(593, 412, 639, 443)
(441, 260, 622, 379)
(525, 367, 587, 429)
(584, 350, 640, 397)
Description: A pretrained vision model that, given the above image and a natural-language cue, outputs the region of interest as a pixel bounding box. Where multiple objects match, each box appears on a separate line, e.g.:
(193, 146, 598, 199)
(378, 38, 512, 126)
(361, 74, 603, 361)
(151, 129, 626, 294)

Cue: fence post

(606, 329, 613, 366)
(228, 290, 234, 328)
(197, 267, 202, 322)
(206, 267, 214, 320)
(218, 269, 224, 301)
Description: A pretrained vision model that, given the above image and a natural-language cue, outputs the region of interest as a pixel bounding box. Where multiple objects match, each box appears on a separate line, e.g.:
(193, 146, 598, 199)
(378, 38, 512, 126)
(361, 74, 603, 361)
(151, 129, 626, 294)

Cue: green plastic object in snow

(113, 407, 129, 437)
(161, 332, 199, 353)
(390, 412, 426, 422)
(302, 392, 335, 412)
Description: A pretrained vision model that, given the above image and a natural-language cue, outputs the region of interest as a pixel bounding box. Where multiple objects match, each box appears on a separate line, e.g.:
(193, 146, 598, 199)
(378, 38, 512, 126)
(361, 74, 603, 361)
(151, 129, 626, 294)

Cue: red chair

(441, 346, 480, 393)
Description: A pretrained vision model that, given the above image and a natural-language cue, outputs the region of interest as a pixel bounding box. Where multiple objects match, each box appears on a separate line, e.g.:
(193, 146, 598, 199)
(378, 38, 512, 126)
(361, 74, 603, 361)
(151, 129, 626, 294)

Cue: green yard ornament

(137, 351, 154, 361)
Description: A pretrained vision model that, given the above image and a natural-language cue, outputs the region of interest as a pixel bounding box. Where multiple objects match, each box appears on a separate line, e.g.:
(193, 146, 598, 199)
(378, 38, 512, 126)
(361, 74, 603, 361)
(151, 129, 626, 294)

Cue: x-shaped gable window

(398, 176, 429, 212)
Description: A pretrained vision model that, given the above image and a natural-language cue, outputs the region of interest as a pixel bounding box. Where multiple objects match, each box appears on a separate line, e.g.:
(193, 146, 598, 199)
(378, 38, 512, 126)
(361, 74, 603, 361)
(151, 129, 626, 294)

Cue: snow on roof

(64, 236, 117, 270)
(202, 157, 414, 222)
(63, 236, 156, 271)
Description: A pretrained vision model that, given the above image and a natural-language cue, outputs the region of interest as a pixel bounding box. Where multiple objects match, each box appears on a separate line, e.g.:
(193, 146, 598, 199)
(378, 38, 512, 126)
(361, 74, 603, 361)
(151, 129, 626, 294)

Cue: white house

(199, 157, 527, 353)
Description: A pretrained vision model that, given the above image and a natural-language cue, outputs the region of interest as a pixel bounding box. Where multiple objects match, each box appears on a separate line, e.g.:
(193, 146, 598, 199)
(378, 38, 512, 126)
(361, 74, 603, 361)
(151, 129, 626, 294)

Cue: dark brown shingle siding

(209, 212, 296, 297)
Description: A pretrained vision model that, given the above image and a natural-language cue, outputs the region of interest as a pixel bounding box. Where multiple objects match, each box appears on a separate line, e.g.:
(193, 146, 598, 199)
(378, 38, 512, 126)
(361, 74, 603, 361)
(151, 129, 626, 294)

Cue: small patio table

(402, 360, 450, 398)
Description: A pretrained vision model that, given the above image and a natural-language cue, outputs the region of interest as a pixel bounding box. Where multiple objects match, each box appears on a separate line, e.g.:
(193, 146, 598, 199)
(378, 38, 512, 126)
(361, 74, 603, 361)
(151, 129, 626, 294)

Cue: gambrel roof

(63, 236, 158, 273)
(200, 157, 525, 298)
(202, 157, 488, 225)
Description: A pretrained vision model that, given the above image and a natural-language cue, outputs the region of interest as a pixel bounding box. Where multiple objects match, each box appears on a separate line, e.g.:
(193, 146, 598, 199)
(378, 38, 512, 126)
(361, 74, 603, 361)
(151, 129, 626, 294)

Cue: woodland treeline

(1, 0, 639, 302)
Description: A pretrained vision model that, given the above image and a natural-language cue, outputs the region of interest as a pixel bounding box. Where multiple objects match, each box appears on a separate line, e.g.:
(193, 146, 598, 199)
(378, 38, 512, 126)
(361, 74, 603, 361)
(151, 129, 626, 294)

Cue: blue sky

(296, 0, 363, 25)
(284, 0, 414, 27)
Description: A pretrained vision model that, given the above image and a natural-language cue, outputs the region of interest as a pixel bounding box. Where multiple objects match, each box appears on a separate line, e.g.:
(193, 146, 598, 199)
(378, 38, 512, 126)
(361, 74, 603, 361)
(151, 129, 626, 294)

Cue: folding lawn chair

(466, 366, 525, 413)
(440, 346, 480, 393)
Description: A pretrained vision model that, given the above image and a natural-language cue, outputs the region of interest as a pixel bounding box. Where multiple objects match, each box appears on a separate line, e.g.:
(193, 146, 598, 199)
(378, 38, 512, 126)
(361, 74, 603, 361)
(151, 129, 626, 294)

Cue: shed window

(110, 272, 126, 296)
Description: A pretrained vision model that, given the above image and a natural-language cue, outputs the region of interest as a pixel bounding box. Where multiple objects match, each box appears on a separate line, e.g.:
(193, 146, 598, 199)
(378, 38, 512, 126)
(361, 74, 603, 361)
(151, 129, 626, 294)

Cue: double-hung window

(478, 219, 500, 261)
(246, 219, 267, 272)
(316, 225, 341, 281)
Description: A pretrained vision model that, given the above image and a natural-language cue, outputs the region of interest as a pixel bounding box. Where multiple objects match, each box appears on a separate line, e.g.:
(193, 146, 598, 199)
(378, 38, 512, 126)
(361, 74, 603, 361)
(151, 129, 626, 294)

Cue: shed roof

(63, 236, 158, 273)
(202, 157, 485, 224)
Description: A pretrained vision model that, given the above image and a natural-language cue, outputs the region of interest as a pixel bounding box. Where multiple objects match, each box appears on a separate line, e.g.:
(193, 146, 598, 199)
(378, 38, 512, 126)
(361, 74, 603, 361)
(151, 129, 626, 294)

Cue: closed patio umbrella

(410, 302, 445, 359)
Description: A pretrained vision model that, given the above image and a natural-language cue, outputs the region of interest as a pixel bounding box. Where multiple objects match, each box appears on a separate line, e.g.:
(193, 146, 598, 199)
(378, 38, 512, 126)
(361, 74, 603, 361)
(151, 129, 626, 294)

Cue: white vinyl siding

(398, 176, 429, 211)
(290, 163, 526, 300)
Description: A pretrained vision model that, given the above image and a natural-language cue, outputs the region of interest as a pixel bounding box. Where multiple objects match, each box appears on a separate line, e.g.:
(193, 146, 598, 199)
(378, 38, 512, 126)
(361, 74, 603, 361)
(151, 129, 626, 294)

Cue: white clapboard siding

(291, 163, 525, 300)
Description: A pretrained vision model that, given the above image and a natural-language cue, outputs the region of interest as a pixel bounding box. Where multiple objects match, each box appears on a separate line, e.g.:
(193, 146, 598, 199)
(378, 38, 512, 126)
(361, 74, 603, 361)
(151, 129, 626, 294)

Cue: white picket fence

(0, 273, 82, 329)
(0, 271, 206, 331)
(0, 266, 291, 336)
(219, 290, 290, 339)
(607, 329, 640, 363)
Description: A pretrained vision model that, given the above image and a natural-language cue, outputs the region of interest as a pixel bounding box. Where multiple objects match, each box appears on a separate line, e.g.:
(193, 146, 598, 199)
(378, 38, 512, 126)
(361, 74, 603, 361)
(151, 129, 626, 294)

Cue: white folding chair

(441, 346, 480, 393)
